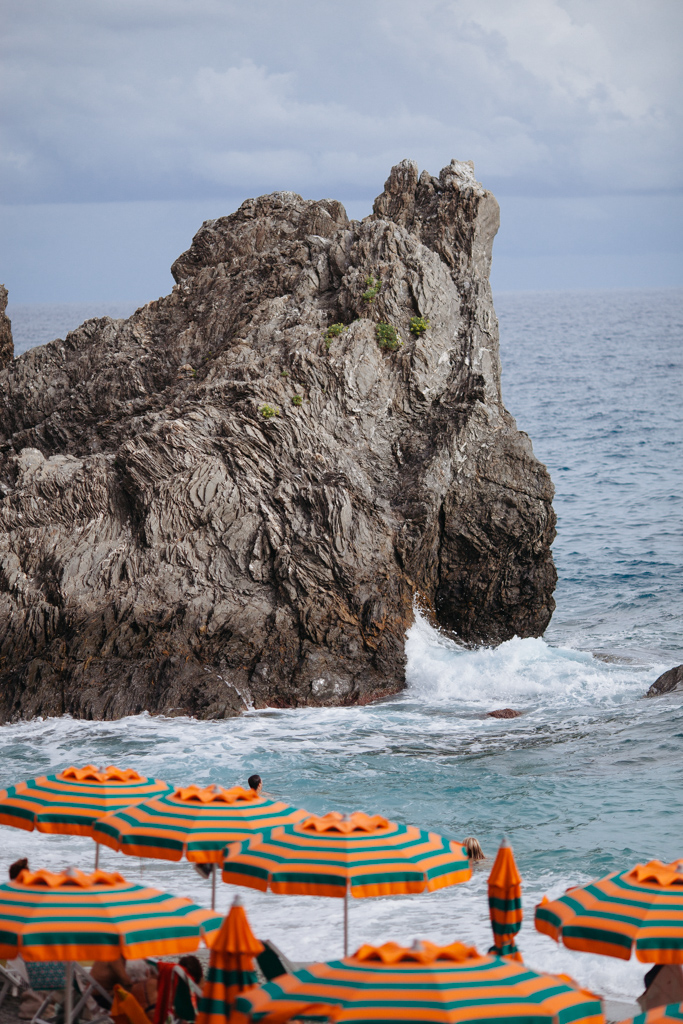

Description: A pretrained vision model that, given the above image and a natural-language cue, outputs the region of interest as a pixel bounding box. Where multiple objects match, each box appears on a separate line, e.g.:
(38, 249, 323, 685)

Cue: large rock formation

(0, 285, 13, 369)
(0, 160, 557, 722)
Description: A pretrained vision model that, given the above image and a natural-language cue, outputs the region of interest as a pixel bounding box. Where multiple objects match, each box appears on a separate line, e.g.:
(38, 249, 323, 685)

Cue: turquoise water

(1, 288, 682, 1000)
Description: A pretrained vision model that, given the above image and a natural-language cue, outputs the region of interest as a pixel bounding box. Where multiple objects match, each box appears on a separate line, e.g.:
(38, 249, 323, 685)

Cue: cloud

(0, 0, 681, 204)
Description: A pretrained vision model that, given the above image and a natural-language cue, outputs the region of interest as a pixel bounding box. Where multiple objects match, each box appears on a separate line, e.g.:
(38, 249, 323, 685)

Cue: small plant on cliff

(280, 369, 289, 377)
(362, 275, 381, 302)
(260, 404, 280, 419)
(324, 322, 345, 350)
(409, 316, 430, 337)
(376, 323, 402, 351)
(292, 395, 303, 407)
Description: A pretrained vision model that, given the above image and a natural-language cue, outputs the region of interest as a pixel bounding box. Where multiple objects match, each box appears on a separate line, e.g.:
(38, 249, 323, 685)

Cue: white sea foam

(405, 609, 658, 708)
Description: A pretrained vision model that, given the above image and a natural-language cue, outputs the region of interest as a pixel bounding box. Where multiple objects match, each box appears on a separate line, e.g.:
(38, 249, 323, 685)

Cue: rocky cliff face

(0, 160, 557, 722)
(0, 285, 12, 370)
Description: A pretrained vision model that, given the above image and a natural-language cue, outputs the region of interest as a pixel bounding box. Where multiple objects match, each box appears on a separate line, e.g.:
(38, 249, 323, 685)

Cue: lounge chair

(256, 940, 295, 982)
(0, 960, 28, 1007)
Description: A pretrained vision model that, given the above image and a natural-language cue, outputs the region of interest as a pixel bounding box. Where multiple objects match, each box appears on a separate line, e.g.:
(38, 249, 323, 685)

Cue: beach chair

(23, 960, 112, 1024)
(256, 940, 295, 982)
(0, 960, 28, 1007)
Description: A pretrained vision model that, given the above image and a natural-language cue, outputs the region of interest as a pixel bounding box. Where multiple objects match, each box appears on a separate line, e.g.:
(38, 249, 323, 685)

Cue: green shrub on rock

(292, 395, 303, 406)
(260, 404, 280, 419)
(409, 316, 430, 337)
(376, 323, 402, 351)
(324, 323, 345, 349)
(362, 275, 381, 302)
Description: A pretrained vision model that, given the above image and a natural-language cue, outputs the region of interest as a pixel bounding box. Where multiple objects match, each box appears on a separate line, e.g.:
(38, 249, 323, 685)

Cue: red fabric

(153, 963, 178, 1024)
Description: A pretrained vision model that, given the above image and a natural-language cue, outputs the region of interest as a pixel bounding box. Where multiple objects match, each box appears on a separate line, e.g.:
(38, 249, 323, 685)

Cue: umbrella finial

(231, 893, 244, 907)
(501, 834, 510, 848)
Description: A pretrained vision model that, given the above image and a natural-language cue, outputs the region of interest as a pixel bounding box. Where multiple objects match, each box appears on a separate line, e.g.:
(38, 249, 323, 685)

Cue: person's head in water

(248, 774, 262, 796)
(9, 858, 28, 880)
(463, 837, 485, 862)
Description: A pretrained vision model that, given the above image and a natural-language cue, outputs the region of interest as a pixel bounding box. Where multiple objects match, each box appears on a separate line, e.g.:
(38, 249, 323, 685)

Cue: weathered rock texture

(0, 160, 556, 722)
(645, 664, 683, 697)
(0, 285, 13, 370)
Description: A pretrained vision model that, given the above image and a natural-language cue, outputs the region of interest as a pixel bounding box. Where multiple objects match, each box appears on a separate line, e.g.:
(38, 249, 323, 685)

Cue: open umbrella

(535, 859, 683, 962)
(231, 939, 604, 1024)
(223, 811, 471, 954)
(196, 896, 264, 1024)
(488, 837, 523, 960)
(0, 765, 171, 866)
(0, 866, 222, 1024)
(94, 784, 308, 908)
(617, 1004, 683, 1024)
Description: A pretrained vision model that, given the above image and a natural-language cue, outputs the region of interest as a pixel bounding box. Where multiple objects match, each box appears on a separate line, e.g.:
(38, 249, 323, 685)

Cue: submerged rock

(487, 708, 522, 719)
(645, 664, 683, 697)
(0, 160, 557, 722)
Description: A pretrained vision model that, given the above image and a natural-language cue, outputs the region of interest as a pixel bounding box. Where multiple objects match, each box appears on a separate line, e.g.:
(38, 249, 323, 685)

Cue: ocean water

(1, 288, 682, 1001)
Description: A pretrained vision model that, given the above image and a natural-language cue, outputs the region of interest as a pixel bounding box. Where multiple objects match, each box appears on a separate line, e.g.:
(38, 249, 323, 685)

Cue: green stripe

(563, 925, 632, 950)
(636, 936, 683, 951)
(490, 895, 523, 911)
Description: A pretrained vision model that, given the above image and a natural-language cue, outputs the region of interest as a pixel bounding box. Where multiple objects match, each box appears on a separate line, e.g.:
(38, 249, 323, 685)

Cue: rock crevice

(0, 160, 556, 722)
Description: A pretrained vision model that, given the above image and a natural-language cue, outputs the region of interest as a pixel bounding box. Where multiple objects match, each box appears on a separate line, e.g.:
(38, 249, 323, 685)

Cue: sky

(1, 0, 682, 303)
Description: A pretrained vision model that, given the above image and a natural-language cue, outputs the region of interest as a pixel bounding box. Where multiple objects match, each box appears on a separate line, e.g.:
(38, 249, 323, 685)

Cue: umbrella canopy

(488, 838, 523, 959)
(231, 939, 604, 1024)
(196, 897, 264, 1024)
(0, 867, 222, 961)
(535, 859, 683, 963)
(94, 785, 308, 863)
(222, 812, 471, 897)
(0, 765, 171, 837)
(617, 1004, 683, 1024)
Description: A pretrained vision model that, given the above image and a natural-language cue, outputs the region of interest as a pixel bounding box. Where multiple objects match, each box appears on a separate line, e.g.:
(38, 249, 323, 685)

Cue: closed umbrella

(535, 859, 683, 962)
(223, 811, 471, 954)
(0, 866, 222, 1024)
(0, 764, 171, 867)
(231, 939, 604, 1024)
(94, 784, 308, 908)
(488, 837, 523, 960)
(196, 896, 264, 1024)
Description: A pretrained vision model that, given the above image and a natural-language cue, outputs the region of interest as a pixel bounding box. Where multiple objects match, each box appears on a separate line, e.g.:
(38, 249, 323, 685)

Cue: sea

(2, 288, 682, 1000)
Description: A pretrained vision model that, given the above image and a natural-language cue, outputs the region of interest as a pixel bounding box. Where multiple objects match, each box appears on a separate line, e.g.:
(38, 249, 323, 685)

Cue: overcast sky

(1, 0, 682, 302)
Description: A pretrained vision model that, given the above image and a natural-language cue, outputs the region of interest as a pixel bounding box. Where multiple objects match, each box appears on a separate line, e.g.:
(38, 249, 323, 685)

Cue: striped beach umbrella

(535, 859, 683, 962)
(0, 765, 171, 837)
(0, 866, 222, 961)
(93, 784, 308, 909)
(616, 1004, 683, 1024)
(93, 785, 307, 863)
(488, 838, 523, 960)
(222, 811, 471, 954)
(196, 896, 264, 1024)
(0, 866, 222, 1024)
(231, 939, 604, 1024)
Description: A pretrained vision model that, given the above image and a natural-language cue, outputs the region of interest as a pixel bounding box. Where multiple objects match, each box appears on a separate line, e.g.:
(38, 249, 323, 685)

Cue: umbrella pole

(211, 864, 216, 911)
(343, 887, 349, 957)
(65, 961, 73, 1024)
(94, 844, 99, 871)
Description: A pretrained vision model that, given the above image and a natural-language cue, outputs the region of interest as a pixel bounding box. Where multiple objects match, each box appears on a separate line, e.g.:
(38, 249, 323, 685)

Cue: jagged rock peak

(0, 160, 557, 723)
(0, 285, 13, 369)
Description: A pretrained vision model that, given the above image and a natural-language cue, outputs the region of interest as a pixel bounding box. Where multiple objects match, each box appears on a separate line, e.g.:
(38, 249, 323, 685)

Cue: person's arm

(111, 957, 131, 988)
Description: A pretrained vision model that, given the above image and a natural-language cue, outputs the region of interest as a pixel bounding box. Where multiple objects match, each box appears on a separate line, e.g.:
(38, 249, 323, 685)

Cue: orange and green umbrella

(93, 785, 307, 864)
(222, 811, 471, 954)
(488, 838, 523, 960)
(231, 939, 604, 1024)
(0, 866, 222, 961)
(0, 765, 171, 837)
(535, 859, 683, 962)
(196, 897, 264, 1024)
(616, 1004, 683, 1024)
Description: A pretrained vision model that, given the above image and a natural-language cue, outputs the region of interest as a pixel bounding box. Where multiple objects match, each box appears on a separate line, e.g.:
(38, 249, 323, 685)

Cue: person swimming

(8, 858, 28, 880)
(247, 774, 262, 796)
